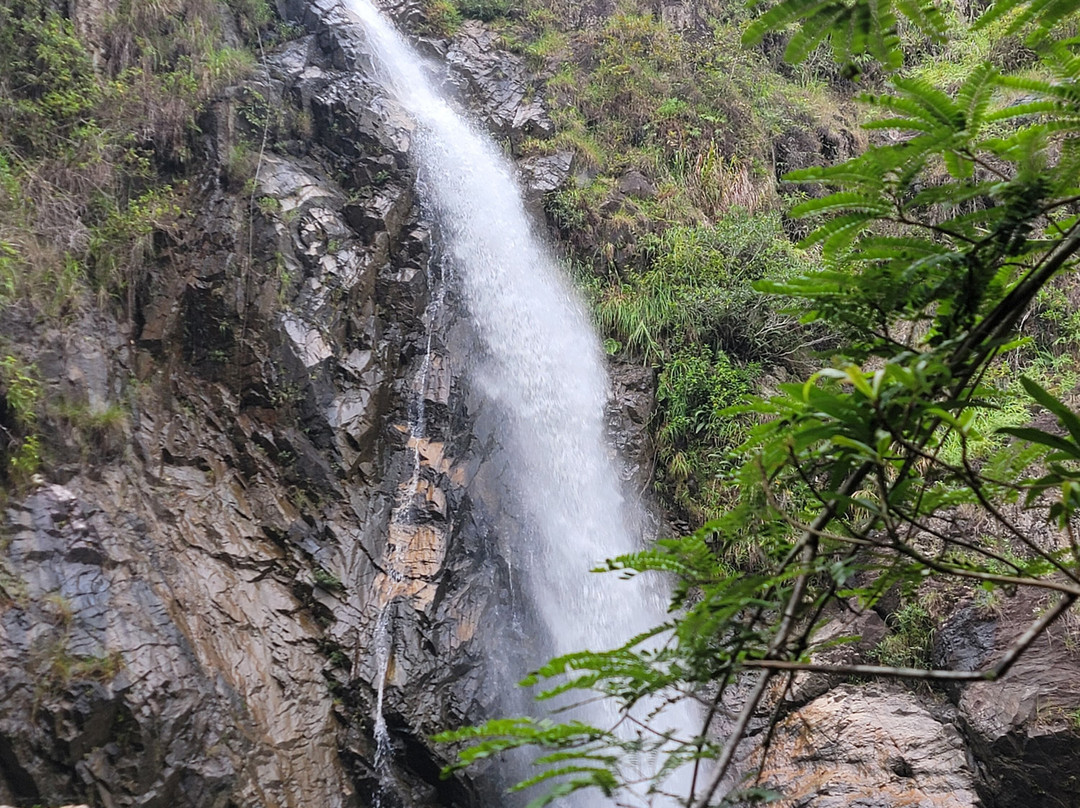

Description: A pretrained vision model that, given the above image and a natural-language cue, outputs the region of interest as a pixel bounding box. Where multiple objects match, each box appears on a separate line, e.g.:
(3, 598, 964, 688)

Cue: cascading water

(344, 0, 698, 802)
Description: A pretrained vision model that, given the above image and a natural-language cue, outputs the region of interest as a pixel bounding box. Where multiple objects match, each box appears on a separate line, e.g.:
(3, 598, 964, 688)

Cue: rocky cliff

(0, 1, 569, 805)
(1, 2, 1079, 808)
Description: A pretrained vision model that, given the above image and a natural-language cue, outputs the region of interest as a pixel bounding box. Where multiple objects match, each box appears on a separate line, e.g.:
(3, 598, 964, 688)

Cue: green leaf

(997, 426, 1080, 457)
(1019, 376, 1080, 447)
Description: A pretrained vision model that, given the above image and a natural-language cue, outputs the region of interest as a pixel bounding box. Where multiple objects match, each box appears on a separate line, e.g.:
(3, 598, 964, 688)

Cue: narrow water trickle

(371, 248, 449, 808)
(345, 0, 699, 804)
(371, 607, 394, 808)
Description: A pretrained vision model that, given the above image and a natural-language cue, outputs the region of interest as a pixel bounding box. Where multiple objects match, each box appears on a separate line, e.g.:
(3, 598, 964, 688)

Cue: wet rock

(606, 360, 655, 488)
(754, 684, 981, 807)
(616, 169, 657, 199)
(445, 21, 553, 148)
(379, 264, 431, 329)
(310, 74, 414, 174)
(344, 183, 415, 242)
(520, 152, 573, 197)
(519, 151, 574, 221)
(937, 591, 1080, 807)
(282, 312, 334, 369)
(0, 484, 250, 807)
(2, 5, 511, 805)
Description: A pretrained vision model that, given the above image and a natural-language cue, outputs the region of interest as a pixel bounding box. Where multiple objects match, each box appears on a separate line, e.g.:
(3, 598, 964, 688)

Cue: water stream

(344, 0, 697, 803)
(372, 247, 450, 808)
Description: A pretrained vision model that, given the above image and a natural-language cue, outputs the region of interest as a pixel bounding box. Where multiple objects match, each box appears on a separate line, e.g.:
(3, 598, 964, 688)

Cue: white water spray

(344, 0, 698, 803)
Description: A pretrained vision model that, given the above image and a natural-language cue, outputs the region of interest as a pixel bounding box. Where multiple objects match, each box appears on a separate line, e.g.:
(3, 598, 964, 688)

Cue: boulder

(753, 684, 981, 808)
(936, 592, 1080, 807)
(445, 21, 554, 149)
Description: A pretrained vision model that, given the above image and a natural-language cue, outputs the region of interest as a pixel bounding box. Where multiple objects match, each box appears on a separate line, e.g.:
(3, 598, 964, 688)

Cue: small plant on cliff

(0, 354, 42, 484)
(455, 0, 512, 21)
(422, 0, 463, 36)
(438, 0, 1080, 804)
(870, 601, 935, 669)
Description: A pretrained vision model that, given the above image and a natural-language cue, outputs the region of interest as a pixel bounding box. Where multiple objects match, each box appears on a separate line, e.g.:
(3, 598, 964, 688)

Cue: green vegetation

(0, 0, 273, 324)
(456, 0, 513, 21)
(576, 207, 821, 522)
(422, 1, 464, 36)
(0, 355, 42, 484)
(524, 3, 828, 228)
(0, 0, 285, 491)
(871, 601, 935, 669)
(313, 564, 344, 591)
(32, 593, 124, 709)
(439, 0, 1080, 804)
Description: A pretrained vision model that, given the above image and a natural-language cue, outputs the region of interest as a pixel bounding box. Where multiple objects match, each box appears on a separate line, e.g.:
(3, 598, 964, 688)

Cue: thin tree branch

(743, 592, 1077, 681)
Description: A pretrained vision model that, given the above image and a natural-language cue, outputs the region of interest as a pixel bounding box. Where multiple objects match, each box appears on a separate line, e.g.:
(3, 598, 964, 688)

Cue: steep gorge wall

(0, 1, 579, 805)
(2, 3, 1080, 808)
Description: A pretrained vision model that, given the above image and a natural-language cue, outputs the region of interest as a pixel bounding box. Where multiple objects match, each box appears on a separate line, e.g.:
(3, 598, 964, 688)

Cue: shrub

(422, 0, 463, 36)
(596, 208, 813, 365)
(0, 354, 42, 484)
(655, 346, 759, 521)
(871, 602, 936, 669)
(455, 0, 512, 21)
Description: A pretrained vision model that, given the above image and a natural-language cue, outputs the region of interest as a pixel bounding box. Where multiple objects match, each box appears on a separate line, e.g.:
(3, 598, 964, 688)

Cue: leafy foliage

(0, 355, 42, 483)
(440, 0, 1080, 805)
(743, 0, 947, 69)
(654, 347, 758, 522)
(584, 209, 818, 522)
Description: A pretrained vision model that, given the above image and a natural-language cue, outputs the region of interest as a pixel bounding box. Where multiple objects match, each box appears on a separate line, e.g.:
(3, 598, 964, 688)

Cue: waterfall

(344, 0, 697, 803)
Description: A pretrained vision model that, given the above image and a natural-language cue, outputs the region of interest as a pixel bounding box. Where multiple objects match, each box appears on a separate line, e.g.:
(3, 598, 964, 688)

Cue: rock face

(3, 2, 1080, 808)
(759, 684, 981, 808)
(445, 21, 554, 148)
(735, 595, 1080, 808)
(936, 592, 1080, 808)
(0, 2, 563, 806)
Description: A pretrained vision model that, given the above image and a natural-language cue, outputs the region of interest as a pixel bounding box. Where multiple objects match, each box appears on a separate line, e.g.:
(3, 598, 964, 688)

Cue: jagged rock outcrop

(444, 21, 554, 148)
(0, 1, 551, 805)
(936, 591, 1080, 807)
(4, 3, 1080, 808)
(759, 684, 981, 808)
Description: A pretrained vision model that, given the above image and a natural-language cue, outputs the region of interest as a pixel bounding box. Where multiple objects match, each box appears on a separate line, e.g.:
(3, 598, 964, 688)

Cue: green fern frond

(510, 765, 618, 795)
(892, 77, 964, 129)
(958, 63, 999, 132)
(797, 212, 878, 253)
(785, 4, 851, 63)
(908, 180, 997, 207)
(791, 191, 891, 218)
(855, 235, 950, 259)
(984, 100, 1065, 123)
(744, 0, 944, 69)
(743, 0, 845, 51)
(978, 0, 1080, 45)
(893, 0, 948, 39)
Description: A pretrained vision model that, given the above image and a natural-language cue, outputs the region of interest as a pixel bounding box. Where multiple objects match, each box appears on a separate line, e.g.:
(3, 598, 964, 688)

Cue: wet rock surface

(445, 21, 554, 149)
(936, 592, 1080, 808)
(4, 2, 1080, 808)
(606, 360, 656, 491)
(757, 684, 981, 808)
(0, 2, 527, 806)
